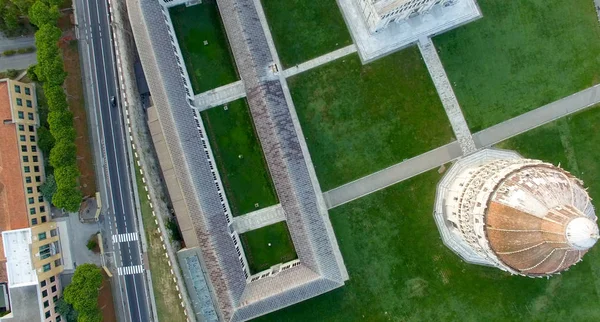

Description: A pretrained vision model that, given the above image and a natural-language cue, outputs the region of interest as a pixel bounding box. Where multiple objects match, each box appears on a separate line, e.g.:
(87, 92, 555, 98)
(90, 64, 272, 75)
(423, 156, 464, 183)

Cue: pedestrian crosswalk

(117, 265, 144, 276)
(112, 232, 138, 243)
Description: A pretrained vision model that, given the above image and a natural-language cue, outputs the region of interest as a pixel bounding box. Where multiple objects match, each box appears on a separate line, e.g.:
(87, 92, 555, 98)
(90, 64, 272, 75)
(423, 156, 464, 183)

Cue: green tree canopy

(49, 140, 76, 168)
(54, 164, 79, 188)
(28, 0, 59, 27)
(63, 264, 103, 322)
(52, 186, 82, 212)
(47, 110, 75, 141)
(55, 297, 77, 322)
(43, 84, 68, 112)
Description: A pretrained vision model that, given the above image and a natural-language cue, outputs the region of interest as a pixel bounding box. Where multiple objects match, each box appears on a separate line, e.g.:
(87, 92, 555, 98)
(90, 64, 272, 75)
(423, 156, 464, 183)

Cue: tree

(39, 173, 57, 203)
(52, 186, 82, 212)
(49, 140, 76, 168)
(43, 84, 68, 112)
(55, 297, 78, 322)
(28, 1, 59, 27)
(54, 164, 79, 187)
(63, 264, 103, 322)
(37, 125, 55, 155)
(47, 110, 75, 141)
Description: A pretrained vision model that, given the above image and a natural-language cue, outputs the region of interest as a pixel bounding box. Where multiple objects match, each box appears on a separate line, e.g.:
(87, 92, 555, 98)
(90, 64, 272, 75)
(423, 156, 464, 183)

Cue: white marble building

(356, 0, 459, 33)
(434, 149, 599, 277)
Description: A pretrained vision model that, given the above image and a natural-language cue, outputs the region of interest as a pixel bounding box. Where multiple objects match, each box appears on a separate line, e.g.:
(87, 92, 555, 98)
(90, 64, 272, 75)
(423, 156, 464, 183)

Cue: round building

(434, 149, 599, 277)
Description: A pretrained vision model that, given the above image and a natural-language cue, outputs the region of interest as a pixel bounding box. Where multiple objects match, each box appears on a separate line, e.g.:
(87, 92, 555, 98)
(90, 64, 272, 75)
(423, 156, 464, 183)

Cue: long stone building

(435, 149, 598, 277)
(127, 0, 348, 321)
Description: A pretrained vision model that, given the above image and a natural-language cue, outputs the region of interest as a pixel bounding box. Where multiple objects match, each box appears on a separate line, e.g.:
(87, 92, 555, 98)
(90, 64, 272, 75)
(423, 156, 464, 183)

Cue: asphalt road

(0, 33, 36, 71)
(77, 0, 151, 321)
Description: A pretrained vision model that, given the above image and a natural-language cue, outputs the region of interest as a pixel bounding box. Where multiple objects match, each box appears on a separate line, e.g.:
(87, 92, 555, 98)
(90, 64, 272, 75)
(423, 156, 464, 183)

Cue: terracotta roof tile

(0, 80, 30, 283)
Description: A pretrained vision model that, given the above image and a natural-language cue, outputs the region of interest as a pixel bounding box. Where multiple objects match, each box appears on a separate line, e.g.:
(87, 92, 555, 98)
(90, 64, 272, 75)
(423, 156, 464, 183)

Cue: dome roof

(484, 164, 598, 276)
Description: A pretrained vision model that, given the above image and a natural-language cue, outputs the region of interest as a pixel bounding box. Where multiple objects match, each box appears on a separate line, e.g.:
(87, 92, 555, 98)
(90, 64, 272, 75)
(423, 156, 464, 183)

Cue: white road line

(118, 265, 144, 276)
(112, 232, 139, 243)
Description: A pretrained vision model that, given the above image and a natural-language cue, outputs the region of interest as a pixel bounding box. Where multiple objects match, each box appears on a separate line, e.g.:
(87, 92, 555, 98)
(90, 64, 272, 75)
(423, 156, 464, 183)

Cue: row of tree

(30, 0, 82, 212)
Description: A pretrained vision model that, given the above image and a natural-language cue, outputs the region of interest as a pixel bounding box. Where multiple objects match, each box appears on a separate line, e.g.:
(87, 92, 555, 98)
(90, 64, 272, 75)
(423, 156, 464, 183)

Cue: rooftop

(0, 79, 30, 284)
(1, 229, 36, 288)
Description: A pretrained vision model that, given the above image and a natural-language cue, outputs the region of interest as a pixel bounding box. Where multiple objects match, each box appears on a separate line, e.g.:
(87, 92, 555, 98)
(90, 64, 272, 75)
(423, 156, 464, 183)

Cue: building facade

(356, 0, 458, 33)
(435, 149, 598, 277)
(1, 79, 64, 322)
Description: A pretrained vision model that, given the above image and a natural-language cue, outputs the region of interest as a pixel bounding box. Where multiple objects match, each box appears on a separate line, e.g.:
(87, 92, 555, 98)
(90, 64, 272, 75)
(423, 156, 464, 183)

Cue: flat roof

(1, 229, 37, 288)
(0, 80, 30, 284)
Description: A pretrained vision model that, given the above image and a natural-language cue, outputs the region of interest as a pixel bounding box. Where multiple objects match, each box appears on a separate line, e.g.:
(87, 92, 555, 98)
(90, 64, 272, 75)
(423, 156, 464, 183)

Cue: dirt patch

(98, 273, 117, 322)
(59, 25, 97, 197)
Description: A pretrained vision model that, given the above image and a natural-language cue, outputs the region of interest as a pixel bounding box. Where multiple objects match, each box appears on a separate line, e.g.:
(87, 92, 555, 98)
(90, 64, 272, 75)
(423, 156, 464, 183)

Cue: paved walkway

(282, 44, 357, 78)
(232, 204, 286, 233)
(324, 84, 600, 209)
(473, 84, 600, 148)
(193, 80, 246, 110)
(418, 37, 476, 155)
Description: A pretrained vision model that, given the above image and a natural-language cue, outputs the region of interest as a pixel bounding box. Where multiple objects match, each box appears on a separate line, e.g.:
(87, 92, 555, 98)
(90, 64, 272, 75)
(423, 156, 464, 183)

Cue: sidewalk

(324, 84, 600, 209)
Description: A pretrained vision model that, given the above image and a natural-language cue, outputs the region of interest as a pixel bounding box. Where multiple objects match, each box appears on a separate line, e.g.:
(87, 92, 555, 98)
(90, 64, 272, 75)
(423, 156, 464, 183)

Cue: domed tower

(434, 149, 598, 277)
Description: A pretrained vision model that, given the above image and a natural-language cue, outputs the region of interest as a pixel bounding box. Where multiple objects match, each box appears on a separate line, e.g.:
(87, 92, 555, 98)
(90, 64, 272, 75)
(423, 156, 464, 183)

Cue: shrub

(17, 46, 36, 54)
(27, 64, 39, 81)
(2, 49, 16, 56)
(37, 126, 55, 156)
(6, 69, 19, 79)
(40, 174, 57, 203)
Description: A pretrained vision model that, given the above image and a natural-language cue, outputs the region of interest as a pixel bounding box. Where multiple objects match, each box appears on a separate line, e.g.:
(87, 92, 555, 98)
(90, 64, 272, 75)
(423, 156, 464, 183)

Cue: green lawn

(134, 163, 187, 322)
(258, 106, 600, 322)
(261, 0, 352, 68)
(169, 3, 238, 94)
(434, 0, 600, 132)
(240, 222, 298, 274)
(289, 48, 453, 191)
(201, 99, 278, 216)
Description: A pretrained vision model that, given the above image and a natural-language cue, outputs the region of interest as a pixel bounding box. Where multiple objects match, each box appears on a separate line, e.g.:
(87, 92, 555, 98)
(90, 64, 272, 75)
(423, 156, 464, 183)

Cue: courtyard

(201, 99, 278, 217)
(239, 222, 298, 274)
(169, 3, 238, 94)
(257, 105, 600, 322)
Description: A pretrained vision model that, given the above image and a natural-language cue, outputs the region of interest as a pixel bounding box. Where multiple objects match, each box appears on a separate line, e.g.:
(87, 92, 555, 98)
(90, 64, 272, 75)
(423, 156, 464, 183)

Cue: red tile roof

(0, 81, 30, 283)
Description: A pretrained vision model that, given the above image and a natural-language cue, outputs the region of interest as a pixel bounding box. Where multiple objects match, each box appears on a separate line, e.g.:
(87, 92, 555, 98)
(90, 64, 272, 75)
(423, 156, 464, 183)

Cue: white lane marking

(118, 265, 144, 276)
(112, 232, 139, 243)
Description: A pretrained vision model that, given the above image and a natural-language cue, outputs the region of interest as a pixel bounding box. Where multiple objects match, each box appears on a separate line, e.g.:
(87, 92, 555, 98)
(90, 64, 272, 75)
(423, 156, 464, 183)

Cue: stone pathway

(418, 37, 477, 155)
(232, 204, 286, 233)
(324, 84, 600, 209)
(193, 80, 246, 110)
(324, 142, 462, 208)
(473, 83, 600, 148)
(282, 44, 357, 78)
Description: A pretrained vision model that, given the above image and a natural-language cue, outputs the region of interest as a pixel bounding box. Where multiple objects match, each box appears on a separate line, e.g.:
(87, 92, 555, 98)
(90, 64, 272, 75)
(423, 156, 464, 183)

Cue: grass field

(240, 222, 297, 274)
(289, 48, 453, 191)
(134, 163, 187, 322)
(258, 106, 600, 322)
(434, 0, 600, 132)
(201, 99, 278, 216)
(169, 3, 238, 94)
(261, 0, 352, 68)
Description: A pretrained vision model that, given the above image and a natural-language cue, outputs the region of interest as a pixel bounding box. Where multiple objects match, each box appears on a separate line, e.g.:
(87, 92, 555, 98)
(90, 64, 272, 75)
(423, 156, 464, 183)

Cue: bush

(40, 174, 57, 203)
(37, 126, 55, 156)
(2, 49, 16, 56)
(166, 218, 183, 242)
(6, 69, 19, 79)
(27, 64, 39, 82)
(17, 46, 36, 54)
(86, 237, 99, 253)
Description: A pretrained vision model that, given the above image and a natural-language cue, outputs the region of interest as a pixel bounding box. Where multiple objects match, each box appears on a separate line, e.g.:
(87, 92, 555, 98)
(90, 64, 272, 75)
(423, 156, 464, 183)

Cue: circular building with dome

(434, 149, 599, 277)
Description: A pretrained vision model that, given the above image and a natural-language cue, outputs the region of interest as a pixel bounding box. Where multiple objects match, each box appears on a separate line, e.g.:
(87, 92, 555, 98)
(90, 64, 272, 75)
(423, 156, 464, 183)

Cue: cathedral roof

(485, 164, 598, 276)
